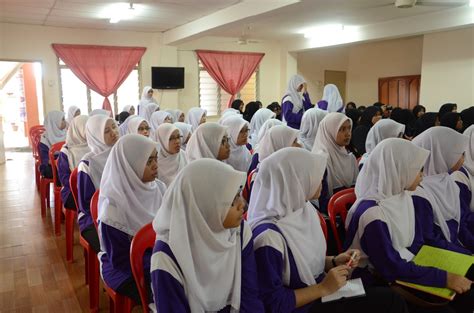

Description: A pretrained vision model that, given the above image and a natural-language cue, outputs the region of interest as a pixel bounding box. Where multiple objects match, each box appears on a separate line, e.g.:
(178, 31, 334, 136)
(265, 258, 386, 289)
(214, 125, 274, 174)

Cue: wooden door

(325, 70, 346, 103)
(378, 75, 420, 109)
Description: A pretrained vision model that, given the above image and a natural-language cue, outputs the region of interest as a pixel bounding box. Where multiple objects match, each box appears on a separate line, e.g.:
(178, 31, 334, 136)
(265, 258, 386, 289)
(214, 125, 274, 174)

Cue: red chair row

(327, 188, 356, 253)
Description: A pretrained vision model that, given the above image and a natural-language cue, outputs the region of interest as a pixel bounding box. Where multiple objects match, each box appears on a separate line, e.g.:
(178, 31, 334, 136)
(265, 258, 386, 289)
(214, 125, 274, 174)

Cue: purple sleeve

(318, 170, 329, 214)
(254, 246, 297, 313)
(412, 196, 471, 255)
(456, 182, 474, 252)
(101, 224, 132, 273)
(38, 142, 50, 168)
(240, 239, 265, 313)
(58, 152, 72, 204)
(77, 165, 95, 231)
(282, 101, 303, 129)
(151, 241, 191, 313)
(302, 92, 313, 111)
(360, 220, 447, 287)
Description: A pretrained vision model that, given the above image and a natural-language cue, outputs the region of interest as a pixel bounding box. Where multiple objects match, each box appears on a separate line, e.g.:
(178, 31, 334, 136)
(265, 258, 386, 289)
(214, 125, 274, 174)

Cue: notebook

(321, 278, 366, 303)
(395, 245, 474, 300)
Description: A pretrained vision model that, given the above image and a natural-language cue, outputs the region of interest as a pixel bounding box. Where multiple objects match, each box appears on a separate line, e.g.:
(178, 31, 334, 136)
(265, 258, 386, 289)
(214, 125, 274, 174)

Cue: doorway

(0, 61, 44, 151)
(378, 75, 420, 109)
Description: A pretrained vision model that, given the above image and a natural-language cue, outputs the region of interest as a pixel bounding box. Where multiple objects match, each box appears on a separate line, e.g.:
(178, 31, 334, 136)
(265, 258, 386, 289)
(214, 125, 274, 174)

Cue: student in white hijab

(299, 108, 328, 151)
(186, 107, 207, 132)
(247, 148, 401, 313)
(345, 138, 472, 313)
(248, 108, 276, 147)
(58, 115, 89, 209)
(165, 109, 184, 123)
(174, 122, 192, 151)
(412, 126, 474, 252)
(138, 86, 158, 117)
(122, 105, 135, 115)
(320, 84, 344, 113)
(98, 134, 166, 304)
(143, 103, 159, 123)
(255, 118, 284, 147)
(155, 123, 188, 187)
(218, 109, 241, 125)
(89, 109, 111, 117)
(281, 74, 313, 129)
(77, 115, 119, 253)
(149, 111, 172, 134)
(358, 119, 405, 169)
(185, 122, 230, 162)
(66, 106, 81, 126)
(38, 111, 67, 178)
(257, 125, 301, 163)
(120, 116, 150, 137)
(151, 159, 264, 312)
(220, 116, 252, 172)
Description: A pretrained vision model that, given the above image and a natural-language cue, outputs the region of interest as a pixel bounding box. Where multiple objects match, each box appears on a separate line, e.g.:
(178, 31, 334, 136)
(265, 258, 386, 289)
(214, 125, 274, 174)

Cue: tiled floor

(0, 152, 110, 313)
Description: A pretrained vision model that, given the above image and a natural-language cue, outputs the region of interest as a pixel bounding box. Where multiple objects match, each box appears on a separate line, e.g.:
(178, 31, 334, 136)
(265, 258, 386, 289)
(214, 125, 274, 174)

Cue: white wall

(420, 27, 474, 111)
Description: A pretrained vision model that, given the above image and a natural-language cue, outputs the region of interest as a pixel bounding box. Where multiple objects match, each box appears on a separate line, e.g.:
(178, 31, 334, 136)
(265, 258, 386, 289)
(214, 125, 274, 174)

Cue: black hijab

(414, 112, 438, 136)
(439, 103, 457, 120)
(440, 112, 462, 132)
(412, 105, 426, 119)
(231, 99, 244, 114)
(359, 106, 382, 127)
(461, 107, 474, 130)
(243, 101, 259, 122)
(390, 108, 416, 137)
(351, 106, 382, 157)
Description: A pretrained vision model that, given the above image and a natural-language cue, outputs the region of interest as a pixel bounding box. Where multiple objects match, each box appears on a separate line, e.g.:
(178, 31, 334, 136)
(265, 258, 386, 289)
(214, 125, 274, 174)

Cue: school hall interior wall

(419, 27, 474, 111)
(297, 36, 423, 107)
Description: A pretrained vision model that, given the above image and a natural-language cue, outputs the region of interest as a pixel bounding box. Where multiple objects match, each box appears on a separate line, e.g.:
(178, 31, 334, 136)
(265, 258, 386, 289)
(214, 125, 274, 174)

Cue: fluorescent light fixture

(104, 2, 138, 24)
(300, 24, 361, 48)
(303, 24, 344, 39)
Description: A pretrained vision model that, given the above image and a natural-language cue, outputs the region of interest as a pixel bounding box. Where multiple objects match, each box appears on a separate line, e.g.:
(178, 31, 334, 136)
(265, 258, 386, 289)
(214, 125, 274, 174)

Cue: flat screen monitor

(151, 67, 184, 89)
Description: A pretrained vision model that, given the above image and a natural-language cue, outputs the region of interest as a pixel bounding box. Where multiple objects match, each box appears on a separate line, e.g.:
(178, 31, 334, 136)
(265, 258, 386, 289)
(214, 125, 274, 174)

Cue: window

(58, 58, 140, 115)
(198, 60, 259, 116)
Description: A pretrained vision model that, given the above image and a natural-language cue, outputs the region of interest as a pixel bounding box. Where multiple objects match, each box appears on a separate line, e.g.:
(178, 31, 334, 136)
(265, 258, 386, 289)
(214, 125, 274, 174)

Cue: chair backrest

(30, 127, 45, 159)
(317, 211, 328, 241)
(327, 188, 356, 253)
(69, 168, 79, 209)
(90, 189, 100, 230)
(130, 223, 155, 313)
(49, 141, 65, 188)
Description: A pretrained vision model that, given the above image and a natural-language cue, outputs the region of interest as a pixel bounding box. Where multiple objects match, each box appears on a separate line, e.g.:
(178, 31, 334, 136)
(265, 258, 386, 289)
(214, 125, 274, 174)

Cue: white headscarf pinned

(257, 125, 299, 162)
(282, 74, 306, 113)
(122, 105, 132, 113)
(63, 115, 90, 169)
(185, 123, 227, 162)
(249, 108, 276, 147)
(299, 108, 328, 151)
(186, 107, 207, 132)
(144, 103, 159, 122)
(66, 106, 80, 125)
(150, 111, 172, 133)
(321, 84, 344, 113)
(90, 109, 110, 117)
(174, 122, 192, 150)
(98, 134, 166, 236)
(359, 119, 405, 166)
(219, 109, 241, 125)
(127, 116, 148, 135)
(221, 116, 252, 172)
(155, 123, 188, 186)
(248, 147, 327, 286)
(138, 86, 158, 118)
(412, 127, 467, 241)
(165, 109, 184, 123)
(153, 159, 246, 312)
(40, 110, 66, 148)
(82, 115, 116, 188)
(256, 119, 284, 147)
(346, 138, 429, 261)
(312, 112, 358, 193)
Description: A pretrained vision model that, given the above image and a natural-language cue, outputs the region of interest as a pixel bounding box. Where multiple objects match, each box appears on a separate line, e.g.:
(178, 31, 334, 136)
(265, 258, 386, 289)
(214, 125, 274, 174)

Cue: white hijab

(248, 147, 327, 286)
(126, 116, 148, 136)
(321, 84, 344, 113)
(153, 159, 247, 312)
(185, 122, 227, 162)
(282, 74, 306, 113)
(63, 115, 90, 170)
(138, 86, 158, 118)
(150, 111, 172, 135)
(98, 134, 166, 236)
(221, 116, 252, 172)
(249, 108, 276, 147)
(66, 106, 80, 125)
(81, 115, 116, 188)
(122, 105, 132, 113)
(257, 125, 299, 162)
(359, 119, 405, 166)
(186, 107, 207, 132)
(144, 103, 159, 122)
(412, 127, 467, 241)
(299, 108, 327, 151)
(174, 122, 193, 150)
(89, 109, 110, 117)
(346, 138, 429, 262)
(155, 123, 188, 187)
(312, 112, 358, 193)
(255, 119, 284, 148)
(219, 109, 241, 125)
(166, 109, 184, 123)
(463, 125, 474, 210)
(40, 110, 66, 148)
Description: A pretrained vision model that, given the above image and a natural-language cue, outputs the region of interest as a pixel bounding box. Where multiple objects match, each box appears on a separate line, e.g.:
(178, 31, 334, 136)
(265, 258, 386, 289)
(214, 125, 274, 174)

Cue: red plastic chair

(49, 141, 65, 236)
(29, 125, 45, 191)
(317, 211, 328, 241)
(39, 144, 53, 218)
(90, 189, 135, 313)
(130, 223, 154, 313)
(67, 168, 79, 262)
(327, 188, 356, 253)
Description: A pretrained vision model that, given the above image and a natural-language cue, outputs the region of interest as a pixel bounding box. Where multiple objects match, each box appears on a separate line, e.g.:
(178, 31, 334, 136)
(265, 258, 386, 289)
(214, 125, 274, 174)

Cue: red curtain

(196, 50, 265, 108)
(52, 44, 146, 111)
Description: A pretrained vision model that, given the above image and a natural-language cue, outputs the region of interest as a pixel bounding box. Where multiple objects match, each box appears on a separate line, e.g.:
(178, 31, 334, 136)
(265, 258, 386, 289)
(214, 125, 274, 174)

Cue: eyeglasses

(221, 136, 230, 145)
(138, 126, 151, 132)
(146, 156, 158, 166)
(169, 135, 183, 141)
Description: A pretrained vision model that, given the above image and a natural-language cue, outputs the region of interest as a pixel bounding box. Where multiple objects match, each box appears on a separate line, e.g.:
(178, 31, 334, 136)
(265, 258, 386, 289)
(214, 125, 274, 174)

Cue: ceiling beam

(163, 0, 300, 45)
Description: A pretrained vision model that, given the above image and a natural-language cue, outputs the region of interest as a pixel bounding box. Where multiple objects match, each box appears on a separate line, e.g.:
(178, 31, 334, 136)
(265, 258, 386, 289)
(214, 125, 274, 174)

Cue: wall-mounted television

(151, 66, 185, 89)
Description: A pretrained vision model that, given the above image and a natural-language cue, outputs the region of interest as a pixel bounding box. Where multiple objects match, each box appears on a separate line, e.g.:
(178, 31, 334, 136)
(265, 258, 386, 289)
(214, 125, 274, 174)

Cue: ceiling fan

(376, 0, 468, 9)
(223, 25, 262, 45)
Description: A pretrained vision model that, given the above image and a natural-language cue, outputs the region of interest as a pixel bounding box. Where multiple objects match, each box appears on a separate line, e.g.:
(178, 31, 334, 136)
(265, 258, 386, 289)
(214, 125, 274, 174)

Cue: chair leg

(65, 210, 75, 262)
(109, 296, 115, 313)
(54, 192, 62, 236)
(35, 166, 40, 192)
(88, 251, 100, 313)
(46, 183, 51, 209)
(40, 180, 46, 217)
(84, 248, 89, 285)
